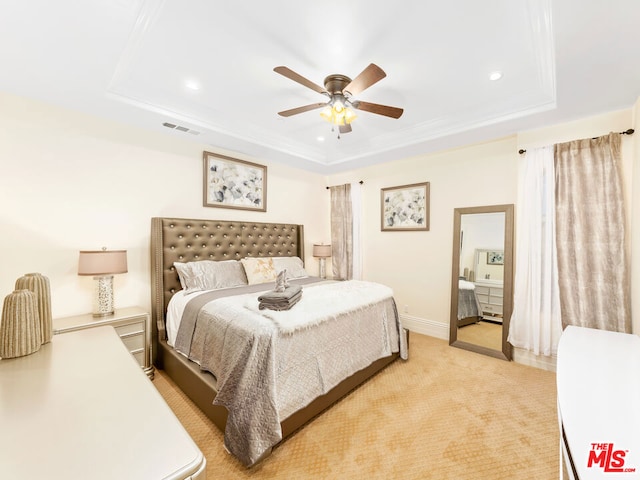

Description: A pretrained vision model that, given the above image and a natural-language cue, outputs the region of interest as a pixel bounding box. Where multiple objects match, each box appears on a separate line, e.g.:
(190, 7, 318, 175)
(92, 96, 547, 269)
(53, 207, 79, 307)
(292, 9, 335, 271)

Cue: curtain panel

(330, 184, 353, 280)
(554, 133, 631, 333)
(508, 146, 562, 356)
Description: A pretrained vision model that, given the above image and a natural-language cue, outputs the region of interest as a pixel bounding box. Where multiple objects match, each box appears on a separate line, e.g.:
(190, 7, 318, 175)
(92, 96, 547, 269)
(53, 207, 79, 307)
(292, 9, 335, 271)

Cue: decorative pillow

(174, 261, 214, 294)
(240, 257, 277, 285)
(272, 256, 308, 279)
(174, 260, 247, 294)
(210, 260, 248, 289)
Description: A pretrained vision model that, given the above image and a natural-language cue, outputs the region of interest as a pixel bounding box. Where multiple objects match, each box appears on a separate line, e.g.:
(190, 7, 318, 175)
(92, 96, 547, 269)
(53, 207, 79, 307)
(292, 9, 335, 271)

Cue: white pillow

(174, 260, 247, 294)
(240, 257, 277, 285)
(272, 256, 308, 279)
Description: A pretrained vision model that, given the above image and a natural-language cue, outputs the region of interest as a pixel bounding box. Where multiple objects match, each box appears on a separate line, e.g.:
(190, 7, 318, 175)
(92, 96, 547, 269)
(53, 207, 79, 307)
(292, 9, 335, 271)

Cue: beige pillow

(240, 257, 277, 285)
(272, 256, 308, 279)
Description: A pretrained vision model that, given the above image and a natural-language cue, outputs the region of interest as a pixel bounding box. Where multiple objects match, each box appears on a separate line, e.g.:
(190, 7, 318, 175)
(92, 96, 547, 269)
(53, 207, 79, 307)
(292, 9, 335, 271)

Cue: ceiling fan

(273, 63, 403, 135)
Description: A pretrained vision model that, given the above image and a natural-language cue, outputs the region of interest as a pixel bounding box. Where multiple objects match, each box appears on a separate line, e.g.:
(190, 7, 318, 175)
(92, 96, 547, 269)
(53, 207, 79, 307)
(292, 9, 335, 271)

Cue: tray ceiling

(2, 0, 639, 173)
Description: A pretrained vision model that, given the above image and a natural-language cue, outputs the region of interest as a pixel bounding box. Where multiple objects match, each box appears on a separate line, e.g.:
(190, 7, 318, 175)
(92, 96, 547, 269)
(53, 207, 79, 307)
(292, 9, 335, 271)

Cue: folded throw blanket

(258, 284, 302, 302)
(258, 290, 302, 311)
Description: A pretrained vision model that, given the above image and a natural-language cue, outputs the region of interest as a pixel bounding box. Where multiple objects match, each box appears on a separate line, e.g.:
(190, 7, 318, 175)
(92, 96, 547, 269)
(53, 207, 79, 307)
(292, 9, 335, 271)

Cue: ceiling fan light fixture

(320, 98, 356, 126)
(320, 106, 333, 123)
(344, 107, 357, 124)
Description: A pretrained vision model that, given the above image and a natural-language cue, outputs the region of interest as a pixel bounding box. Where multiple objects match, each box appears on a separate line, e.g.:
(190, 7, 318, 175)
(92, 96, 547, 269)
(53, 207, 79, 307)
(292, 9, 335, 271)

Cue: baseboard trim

(400, 314, 557, 372)
(512, 348, 557, 372)
(400, 314, 448, 340)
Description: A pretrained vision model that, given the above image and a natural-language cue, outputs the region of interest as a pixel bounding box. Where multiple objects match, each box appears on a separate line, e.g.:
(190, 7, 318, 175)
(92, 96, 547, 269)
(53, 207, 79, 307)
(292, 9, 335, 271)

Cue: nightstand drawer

(115, 321, 144, 337)
(121, 332, 144, 353)
(132, 349, 145, 366)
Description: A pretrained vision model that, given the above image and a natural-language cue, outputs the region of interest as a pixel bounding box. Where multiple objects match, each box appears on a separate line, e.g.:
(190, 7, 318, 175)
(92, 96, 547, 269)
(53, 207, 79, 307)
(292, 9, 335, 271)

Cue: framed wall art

(381, 182, 430, 231)
(203, 151, 267, 211)
(487, 250, 504, 265)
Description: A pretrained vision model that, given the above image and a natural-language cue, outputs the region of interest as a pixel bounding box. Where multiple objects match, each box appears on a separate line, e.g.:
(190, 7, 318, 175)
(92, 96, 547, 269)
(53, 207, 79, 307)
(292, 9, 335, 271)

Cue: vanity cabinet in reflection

(475, 282, 503, 323)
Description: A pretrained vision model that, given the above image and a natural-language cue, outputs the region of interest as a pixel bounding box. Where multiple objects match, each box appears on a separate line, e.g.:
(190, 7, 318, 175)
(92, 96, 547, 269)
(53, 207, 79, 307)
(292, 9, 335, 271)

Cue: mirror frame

(449, 204, 514, 360)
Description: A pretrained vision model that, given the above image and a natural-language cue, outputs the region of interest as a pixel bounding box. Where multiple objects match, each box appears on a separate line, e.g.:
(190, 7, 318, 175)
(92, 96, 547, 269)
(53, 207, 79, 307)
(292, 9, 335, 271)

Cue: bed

(150, 217, 407, 467)
(457, 279, 482, 327)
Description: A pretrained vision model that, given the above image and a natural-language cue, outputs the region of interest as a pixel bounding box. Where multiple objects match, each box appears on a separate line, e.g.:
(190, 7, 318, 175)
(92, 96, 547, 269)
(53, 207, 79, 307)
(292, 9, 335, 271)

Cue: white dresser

(0, 326, 206, 479)
(474, 281, 503, 322)
(557, 326, 640, 479)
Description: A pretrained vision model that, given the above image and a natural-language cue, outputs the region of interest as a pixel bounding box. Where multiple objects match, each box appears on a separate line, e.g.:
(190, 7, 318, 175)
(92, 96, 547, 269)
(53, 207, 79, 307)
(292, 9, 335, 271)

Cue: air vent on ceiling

(162, 122, 200, 135)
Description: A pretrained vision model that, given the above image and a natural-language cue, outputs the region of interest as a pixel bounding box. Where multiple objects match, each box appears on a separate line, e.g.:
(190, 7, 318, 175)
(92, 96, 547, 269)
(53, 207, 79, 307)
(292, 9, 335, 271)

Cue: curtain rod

(517, 128, 634, 155)
(326, 180, 364, 190)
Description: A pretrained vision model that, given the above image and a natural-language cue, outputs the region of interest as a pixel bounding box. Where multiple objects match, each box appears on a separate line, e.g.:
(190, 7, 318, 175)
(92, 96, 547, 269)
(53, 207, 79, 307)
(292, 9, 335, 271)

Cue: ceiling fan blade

(277, 102, 327, 117)
(274, 66, 328, 95)
(352, 100, 403, 119)
(344, 63, 386, 96)
(339, 124, 352, 134)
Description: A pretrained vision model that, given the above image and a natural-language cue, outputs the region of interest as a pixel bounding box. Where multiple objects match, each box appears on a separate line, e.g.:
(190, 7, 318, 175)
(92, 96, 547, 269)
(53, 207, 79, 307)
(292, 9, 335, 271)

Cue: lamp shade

(312, 244, 332, 258)
(78, 249, 128, 276)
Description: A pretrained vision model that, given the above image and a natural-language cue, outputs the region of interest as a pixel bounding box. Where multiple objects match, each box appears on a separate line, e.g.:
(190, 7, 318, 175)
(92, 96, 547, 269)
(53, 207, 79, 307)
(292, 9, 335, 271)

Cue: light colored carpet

(457, 320, 503, 351)
(153, 333, 559, 479)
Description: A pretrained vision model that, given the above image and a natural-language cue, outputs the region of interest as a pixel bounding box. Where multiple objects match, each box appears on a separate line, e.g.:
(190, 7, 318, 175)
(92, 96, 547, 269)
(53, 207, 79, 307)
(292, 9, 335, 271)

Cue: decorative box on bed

(150, 217, 407, 467)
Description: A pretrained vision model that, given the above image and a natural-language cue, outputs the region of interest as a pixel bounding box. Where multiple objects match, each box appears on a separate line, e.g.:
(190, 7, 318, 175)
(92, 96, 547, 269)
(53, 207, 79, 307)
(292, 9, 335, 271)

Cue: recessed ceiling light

(489, 71, 503, 81)
(185, 80, 200, 91)
(317, 136, 325, 142)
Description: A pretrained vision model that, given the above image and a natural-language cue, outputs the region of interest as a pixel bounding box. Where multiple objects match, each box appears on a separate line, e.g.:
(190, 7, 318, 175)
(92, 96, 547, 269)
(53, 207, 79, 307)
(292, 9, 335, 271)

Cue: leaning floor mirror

(449, 204, 514, 360)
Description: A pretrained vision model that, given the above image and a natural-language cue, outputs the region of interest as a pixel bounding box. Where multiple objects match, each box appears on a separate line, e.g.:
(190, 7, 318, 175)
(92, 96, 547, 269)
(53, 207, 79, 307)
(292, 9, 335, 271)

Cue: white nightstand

(54, 306, 154, 379)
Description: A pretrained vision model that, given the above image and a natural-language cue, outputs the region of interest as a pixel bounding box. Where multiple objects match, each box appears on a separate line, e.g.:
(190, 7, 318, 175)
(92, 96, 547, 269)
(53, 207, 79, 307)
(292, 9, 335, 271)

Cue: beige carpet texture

(457, 320, 503, 351)
(153, 333, 559, 479)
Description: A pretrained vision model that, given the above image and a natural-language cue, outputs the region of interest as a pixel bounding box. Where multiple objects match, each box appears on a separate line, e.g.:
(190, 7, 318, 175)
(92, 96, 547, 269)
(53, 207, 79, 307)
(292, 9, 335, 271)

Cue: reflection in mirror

(449, 205, 514, 360)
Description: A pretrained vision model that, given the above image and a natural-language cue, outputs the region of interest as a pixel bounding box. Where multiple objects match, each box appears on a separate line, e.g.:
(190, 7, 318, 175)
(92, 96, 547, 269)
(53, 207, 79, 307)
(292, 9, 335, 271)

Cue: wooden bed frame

(150, 217, 401, 456)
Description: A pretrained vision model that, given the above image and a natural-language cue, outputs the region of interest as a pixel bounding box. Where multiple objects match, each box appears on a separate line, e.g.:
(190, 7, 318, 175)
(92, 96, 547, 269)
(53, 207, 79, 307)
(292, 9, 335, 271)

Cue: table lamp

(78, 248, 128, 316)
(312, 244, 332, 279)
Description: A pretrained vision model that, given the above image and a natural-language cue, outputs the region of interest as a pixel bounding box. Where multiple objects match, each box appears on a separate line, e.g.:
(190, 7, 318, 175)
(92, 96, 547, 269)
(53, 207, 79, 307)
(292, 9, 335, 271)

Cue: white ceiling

(2, 0, 640, 173)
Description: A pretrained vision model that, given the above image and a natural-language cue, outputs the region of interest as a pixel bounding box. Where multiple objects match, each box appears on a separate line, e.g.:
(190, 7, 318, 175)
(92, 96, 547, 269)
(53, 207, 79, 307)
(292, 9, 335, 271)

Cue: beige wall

(328, 136, 518, 337)
(0, 93, 329, 318)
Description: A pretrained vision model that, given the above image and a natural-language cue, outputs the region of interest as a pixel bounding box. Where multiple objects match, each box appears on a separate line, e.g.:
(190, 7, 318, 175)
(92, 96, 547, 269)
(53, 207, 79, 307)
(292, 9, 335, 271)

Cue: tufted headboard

(150, 217, 304, 344)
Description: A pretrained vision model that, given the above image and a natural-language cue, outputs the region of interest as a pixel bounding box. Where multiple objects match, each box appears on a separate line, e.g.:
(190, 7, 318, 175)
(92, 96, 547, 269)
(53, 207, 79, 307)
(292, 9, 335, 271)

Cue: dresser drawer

(481, 303, 503, 315)
(488, 288, 503, 300)
(475, 285, 489, 296)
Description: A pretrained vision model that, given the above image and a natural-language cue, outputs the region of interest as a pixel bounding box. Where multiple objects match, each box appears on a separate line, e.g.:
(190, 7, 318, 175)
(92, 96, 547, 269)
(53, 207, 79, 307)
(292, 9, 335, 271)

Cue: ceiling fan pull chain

(330, 125, 341, 140)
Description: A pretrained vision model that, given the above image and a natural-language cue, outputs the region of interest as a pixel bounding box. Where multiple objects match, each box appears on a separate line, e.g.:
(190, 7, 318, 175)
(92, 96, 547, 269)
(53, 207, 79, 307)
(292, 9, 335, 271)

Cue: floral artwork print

(203, 152, 267, 211)
(487, 251, 504, 265)
(381, 182, 430, 231)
